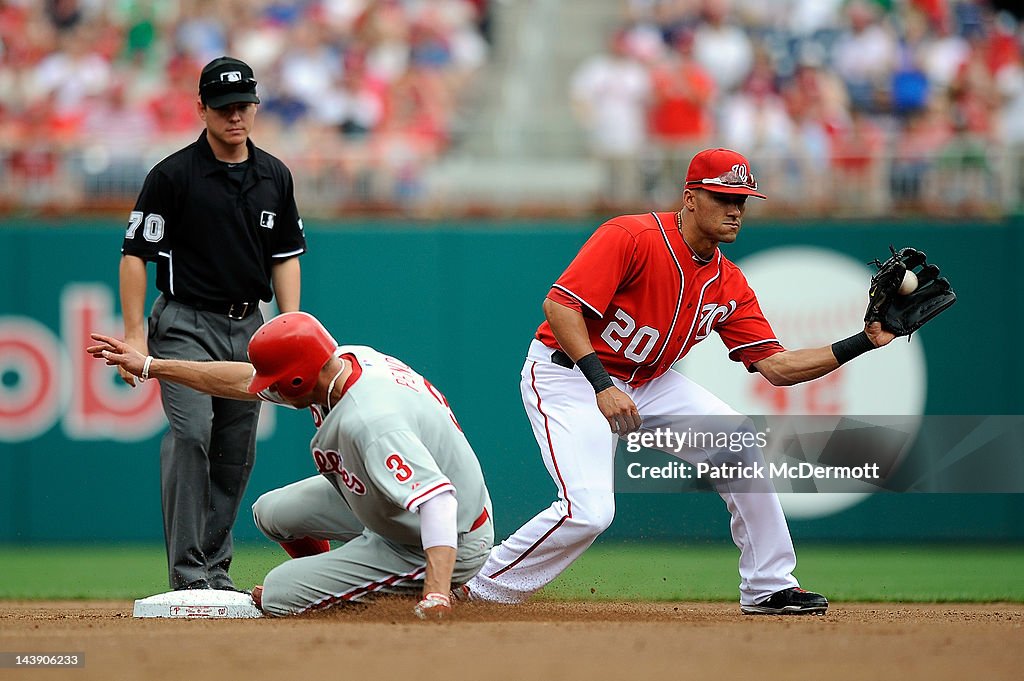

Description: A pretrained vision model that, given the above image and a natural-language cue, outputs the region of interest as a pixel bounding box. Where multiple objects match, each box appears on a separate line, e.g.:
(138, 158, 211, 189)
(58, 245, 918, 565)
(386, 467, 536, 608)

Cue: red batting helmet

(247, 312, 337, 397)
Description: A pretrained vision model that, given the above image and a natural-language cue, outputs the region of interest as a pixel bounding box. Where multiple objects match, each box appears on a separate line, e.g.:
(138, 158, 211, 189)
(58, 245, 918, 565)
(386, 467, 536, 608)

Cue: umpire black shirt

(122, 131, 306, 304)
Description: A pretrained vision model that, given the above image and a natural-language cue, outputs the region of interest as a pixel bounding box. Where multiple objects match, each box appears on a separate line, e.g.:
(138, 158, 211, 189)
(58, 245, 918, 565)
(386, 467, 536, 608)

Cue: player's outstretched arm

(753, 322, 895, 387)
(87, 333, 258, 401)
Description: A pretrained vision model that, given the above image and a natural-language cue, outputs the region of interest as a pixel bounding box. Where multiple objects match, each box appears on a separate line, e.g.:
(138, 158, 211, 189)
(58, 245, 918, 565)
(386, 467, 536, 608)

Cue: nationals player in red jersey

(463, 148, 897, 614)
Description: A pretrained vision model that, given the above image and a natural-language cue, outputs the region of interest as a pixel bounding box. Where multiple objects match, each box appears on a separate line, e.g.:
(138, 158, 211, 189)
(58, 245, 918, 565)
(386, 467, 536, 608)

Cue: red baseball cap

(684, 148, 766, 199)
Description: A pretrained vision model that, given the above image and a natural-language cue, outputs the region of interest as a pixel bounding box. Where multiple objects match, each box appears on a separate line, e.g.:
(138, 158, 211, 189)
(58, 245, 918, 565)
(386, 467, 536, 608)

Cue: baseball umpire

(89, 312, 494, 619)
(118, 56, 306, 591)
(461, 148, 955, 614)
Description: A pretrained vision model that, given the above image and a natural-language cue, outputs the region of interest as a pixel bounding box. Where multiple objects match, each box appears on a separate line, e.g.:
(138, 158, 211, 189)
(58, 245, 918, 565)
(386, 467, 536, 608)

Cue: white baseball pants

(466, 339, 799, 605)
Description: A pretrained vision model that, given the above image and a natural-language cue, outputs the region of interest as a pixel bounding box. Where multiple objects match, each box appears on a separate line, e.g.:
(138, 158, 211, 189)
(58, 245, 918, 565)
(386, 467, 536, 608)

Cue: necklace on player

(676, 210, 714, 265)
(324, 359, 348, 412)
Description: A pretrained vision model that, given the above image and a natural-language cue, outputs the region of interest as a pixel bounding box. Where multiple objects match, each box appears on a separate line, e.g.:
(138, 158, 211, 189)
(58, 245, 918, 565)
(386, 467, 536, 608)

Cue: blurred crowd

(571, 0, 1024, 216)
(0, 0, 489, 212)
(5, 0, 1023, 218)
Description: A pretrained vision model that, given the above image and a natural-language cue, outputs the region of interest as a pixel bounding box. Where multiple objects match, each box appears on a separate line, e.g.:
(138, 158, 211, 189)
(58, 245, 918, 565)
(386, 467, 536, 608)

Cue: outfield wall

(1, 219, 1022, 543)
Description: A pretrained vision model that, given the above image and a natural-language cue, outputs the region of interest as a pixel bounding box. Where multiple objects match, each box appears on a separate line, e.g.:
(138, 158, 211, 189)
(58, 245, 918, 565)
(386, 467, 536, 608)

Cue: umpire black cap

(199, 56, 260, 109)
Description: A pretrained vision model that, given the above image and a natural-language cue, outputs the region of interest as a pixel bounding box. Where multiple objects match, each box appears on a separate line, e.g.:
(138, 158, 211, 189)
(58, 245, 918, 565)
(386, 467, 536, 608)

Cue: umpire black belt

(166, 295, 260, 320)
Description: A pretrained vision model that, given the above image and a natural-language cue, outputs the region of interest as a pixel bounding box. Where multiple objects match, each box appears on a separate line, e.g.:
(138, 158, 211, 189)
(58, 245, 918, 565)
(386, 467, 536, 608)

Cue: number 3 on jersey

(386, 453, 413, 483)
(600, 309, 661, 363)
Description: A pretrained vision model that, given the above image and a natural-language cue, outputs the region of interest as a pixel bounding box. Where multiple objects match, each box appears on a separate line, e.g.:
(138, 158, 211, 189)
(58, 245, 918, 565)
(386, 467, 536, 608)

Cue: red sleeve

(546, 222, 637, 318)
(716, 275, 785, 371)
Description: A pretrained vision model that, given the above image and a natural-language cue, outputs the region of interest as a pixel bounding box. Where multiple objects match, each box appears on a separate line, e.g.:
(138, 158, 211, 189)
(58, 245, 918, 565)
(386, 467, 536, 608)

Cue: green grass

(542, 543, 1024, 602)
(0, 544, 285, 600)
(0, 543, 1022, 602)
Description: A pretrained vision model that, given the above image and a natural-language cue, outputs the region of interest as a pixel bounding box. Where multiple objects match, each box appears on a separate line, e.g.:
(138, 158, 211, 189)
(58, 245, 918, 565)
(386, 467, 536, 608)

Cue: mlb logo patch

(260, 211, 276, 229)
(221, 71, 242, 83)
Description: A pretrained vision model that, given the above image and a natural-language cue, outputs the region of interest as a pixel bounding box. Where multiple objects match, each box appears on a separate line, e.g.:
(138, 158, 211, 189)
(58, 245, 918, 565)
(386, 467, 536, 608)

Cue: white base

(133, 589, 263, 619)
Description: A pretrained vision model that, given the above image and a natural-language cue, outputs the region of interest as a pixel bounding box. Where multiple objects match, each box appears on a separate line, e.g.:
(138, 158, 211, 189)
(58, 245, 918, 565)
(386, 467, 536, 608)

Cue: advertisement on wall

(0, 224, 1019, 542)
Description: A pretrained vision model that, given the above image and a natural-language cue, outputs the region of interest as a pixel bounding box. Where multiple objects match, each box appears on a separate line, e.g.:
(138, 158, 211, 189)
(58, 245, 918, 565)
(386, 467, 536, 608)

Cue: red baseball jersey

(536, 211, 785, 386)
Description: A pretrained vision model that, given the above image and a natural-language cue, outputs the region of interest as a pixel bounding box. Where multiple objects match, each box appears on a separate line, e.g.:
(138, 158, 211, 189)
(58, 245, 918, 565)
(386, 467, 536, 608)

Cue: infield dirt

(1, 600, 1021, 681)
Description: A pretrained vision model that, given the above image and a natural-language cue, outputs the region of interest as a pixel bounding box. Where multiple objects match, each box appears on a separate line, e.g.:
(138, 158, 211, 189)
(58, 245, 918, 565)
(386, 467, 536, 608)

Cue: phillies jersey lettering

(537, 212, 783, 386)
(312, 447, 367, 495)
(258, 344, 491, 549)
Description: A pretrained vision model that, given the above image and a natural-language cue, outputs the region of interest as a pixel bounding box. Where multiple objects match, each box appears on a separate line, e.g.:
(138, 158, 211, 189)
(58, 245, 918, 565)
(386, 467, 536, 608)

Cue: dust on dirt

(2, 600, 1021, 681)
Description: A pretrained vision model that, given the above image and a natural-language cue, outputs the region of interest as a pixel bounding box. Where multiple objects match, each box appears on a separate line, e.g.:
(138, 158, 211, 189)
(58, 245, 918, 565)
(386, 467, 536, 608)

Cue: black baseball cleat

(177, 579, 210, 591)
(212, 583, 248, 593)
(741, 587, 828, 615)
(209, 575, 243, 592)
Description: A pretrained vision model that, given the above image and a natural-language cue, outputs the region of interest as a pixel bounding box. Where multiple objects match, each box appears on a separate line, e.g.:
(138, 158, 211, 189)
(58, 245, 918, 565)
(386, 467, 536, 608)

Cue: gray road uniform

(252, 345, 494, 616)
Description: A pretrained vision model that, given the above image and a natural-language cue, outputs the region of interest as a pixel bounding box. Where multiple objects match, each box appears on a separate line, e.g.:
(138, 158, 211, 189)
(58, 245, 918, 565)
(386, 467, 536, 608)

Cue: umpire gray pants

(148, 295, 264, 590)
(253, 476, 494, 616)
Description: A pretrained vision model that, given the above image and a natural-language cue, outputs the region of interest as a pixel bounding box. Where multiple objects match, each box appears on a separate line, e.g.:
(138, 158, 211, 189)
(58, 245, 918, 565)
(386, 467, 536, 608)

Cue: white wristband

(141, 355, 153, 382)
